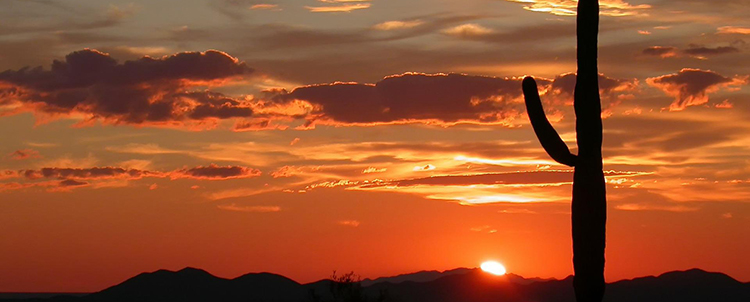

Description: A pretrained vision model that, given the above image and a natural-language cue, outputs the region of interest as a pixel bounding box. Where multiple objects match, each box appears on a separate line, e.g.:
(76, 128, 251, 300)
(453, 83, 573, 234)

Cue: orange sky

(0, 0, 749, 292)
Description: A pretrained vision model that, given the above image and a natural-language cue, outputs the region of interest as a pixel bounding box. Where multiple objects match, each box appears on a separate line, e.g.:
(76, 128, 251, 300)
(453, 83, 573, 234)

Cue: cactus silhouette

(522, 0, 606, 302)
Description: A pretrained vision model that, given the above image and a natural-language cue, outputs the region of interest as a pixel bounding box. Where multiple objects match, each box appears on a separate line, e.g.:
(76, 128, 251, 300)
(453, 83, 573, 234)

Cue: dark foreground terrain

(2, 268, 748, 302)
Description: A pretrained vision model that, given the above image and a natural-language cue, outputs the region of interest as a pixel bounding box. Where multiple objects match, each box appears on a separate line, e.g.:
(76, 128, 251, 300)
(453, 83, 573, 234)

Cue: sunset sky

(1, 0, 749, 292)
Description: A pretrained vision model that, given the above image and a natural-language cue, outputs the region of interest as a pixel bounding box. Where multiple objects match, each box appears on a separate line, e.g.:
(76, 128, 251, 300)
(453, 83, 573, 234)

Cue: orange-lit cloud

(504, 0, 651, 17)
(233, 119, 289, 131)
(250, 4, 279, 10)
(615, 203, 699, 212)
(0, 49, 253, 126)
(646, 68, 748, 111)
(642, 46, 678, 58)
(337, 220, 361, 227)
(441, 24, 494, 37)
(373, 20, 424, 30)
(717, 26, 750, 34)
(217, 204, 281, 213)
(362, 167, 386, 174)
(306, 2, 371, 13)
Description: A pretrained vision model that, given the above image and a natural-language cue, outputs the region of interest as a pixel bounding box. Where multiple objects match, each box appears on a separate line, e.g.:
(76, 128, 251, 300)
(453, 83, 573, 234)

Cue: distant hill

(360, 267, 473, 286)
(1, 268, 747, 302)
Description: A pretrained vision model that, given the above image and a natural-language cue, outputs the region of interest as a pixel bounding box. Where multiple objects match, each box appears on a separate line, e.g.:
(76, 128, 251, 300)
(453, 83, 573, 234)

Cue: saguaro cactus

(521, 0, 606, 302)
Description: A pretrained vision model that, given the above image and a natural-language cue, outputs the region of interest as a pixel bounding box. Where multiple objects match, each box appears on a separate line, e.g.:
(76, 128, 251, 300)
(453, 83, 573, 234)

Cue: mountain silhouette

(1, 268, 747, 302)
(360, 267, 473, 286)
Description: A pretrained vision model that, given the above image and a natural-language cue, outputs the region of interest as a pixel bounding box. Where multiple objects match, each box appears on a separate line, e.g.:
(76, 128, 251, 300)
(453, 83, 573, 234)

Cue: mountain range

(1, 268, 748, 302)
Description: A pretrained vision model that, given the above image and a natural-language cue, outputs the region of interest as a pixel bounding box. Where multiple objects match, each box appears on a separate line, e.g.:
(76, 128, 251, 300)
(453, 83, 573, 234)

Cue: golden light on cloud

(306, 3, 371, 12)
(442, 24, 494, 37)
(505, 0, 651, 17)
(454, 156, 558, 167)
(481, 261, 507, 275)
(717, 26, 750, 34)
(216, 204, 282, 213)
(373, 20, 424, 31)
(249, 4, 279, 10)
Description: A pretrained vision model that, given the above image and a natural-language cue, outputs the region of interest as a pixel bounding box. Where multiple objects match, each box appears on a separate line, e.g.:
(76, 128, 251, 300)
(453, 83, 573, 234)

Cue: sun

(480, 261, 507, 275)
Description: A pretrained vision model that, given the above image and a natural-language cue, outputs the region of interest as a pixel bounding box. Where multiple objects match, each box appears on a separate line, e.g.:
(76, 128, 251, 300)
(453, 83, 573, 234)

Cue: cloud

(217, 204, 281, 213)
(441, 24, 494, 37)
(373, 20, 424, 31)
(365, 170, 647, 187)
(0, 49, 254, 126)
(57, 179, 88, 189)
(413, 164, 436, 171)
(7, 149, 41, 160)
(615, 203, 699, 212)
(337, 220, 361, 227)
(305, 3, 371, 13)
(22, 167, 158, 180)
(717, 26, 750, 35)
(250, 4, 279, 10)
(544, 73, 639, 109)
(683, 46, 740, 56)
(646, 68, 748, 111)
(232, 119, 289, 131)
(642, 46, 678, 58)
(275, 72, 530, 126)
(171, 164, 261, 180)
(4, 164, 262, 192)
(503, 0, 651, 17)
(362, 167, 386, 174)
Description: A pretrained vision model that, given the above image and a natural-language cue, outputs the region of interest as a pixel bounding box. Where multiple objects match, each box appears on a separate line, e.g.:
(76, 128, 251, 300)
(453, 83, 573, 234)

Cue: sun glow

(480, 261, 507, 275)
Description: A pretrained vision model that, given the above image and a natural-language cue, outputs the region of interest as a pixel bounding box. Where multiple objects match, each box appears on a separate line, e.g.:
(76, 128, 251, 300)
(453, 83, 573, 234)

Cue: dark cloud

(7, 149, 41, 160)
(171, 164, 261, 180)
(646, 68, 747, 111)
(275, 72, 531, 125)
(58, 179, 88, 188)
(546, 73, 639, 108)
(0, 49, 254, 125)
(22, 167, 158, 180)
(13, 164, 261, 188)
(683, 45, 740, 56)
(265, 72, 637, 126)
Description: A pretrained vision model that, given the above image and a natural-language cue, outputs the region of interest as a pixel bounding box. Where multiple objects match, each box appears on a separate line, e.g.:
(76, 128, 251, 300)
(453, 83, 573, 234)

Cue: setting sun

(480, 261, 507, 275)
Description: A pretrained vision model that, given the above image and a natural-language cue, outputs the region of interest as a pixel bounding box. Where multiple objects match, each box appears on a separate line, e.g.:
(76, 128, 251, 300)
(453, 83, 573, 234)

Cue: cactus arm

(522, 76, 577, 167)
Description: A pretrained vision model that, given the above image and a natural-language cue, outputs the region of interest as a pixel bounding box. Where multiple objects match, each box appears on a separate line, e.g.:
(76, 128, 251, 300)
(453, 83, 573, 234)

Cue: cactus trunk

(522, 0, 606, 301)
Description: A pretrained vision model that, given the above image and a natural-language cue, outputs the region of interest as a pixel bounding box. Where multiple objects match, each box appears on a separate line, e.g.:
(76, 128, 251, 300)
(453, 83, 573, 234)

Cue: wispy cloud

(717, 26, 750, 34)
(306, 3, 371, 13)
(373, 20, 424, 31)
(250, 4, 280, 10)
(615, 203, 699, 212)
(337, 220, 361, 227)
(217, 204, 281, 213)
(7, 149, 41, 160)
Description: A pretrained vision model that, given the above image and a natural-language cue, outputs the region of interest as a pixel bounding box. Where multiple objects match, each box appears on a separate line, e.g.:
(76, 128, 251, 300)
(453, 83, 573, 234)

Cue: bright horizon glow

(480, 261, 507, 275)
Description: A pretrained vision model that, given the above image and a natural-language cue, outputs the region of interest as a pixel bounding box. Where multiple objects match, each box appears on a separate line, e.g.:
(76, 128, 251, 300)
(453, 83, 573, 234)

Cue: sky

(0, 0, 749, 292)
